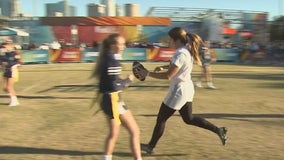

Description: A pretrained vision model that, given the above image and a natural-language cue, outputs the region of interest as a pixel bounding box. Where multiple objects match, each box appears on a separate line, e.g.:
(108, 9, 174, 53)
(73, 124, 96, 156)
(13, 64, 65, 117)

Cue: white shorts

(163, 81, 194, 110)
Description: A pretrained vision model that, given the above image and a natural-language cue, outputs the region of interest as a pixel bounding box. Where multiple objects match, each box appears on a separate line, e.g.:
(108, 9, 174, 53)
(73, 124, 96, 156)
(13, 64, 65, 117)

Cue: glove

(132, 61, 148, 81)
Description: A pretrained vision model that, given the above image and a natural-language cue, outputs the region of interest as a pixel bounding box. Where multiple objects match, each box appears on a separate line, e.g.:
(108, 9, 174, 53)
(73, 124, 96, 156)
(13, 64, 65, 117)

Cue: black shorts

(100, 91, 128, 119)
(3, 68, 12, 78)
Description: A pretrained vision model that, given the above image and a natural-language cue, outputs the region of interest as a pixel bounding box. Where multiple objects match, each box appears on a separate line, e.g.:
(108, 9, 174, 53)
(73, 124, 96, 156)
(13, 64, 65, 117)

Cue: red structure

(40, 16, 171, 45)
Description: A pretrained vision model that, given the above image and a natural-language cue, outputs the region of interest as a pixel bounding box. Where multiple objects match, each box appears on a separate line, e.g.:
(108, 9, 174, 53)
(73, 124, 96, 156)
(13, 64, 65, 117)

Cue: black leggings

(148, 102, 218, 148)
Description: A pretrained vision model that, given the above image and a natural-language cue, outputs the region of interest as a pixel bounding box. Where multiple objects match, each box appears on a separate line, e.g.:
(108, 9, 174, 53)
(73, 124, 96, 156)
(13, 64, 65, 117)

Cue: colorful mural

(9, 17, 171, 45)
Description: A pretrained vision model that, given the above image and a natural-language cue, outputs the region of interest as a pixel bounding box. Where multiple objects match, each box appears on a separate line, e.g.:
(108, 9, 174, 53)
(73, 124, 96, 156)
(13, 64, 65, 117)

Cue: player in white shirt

(141, 27, 227, 154)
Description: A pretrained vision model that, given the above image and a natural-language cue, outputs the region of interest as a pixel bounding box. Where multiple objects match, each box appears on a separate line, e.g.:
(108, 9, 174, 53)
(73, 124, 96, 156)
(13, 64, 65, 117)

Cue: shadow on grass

(142, 153, 187, 157)
(0, 146, 97, 155)
(0, 95, 92, 99)
(33, 73, 284, 94)
(36, 84, 96, 93)
(36, 84, 168, 94)
(140, 113, 284, 120)
(0, 146, 187, 157)
(109, 152, 187, 158)
(192, 72, 284, 89)
(214, 73, 284, 82)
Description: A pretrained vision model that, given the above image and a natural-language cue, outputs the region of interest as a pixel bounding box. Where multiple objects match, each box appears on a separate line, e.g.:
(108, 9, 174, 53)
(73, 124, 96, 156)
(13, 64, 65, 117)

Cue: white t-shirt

(163, 46, 195, 110)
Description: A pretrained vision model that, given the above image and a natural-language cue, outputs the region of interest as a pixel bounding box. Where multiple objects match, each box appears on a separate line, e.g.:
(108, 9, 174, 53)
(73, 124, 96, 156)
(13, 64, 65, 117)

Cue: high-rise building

(46, 0, 76, 17)
(87, 0, 126, 17)
(11, 0, 20, 17)
(0, 0, 20, 17)
(125, 4, 140, 17)
(87, 3, 106, 16)
(116, 4, 122, 16)
(101, 0, 116, 16)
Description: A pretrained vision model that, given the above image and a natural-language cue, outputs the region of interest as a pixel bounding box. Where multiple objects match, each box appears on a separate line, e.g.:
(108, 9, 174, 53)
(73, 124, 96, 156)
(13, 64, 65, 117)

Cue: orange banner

(41, 17, 171, 26)
(147, 48, 175, 61)
(50, 48, 82, 62)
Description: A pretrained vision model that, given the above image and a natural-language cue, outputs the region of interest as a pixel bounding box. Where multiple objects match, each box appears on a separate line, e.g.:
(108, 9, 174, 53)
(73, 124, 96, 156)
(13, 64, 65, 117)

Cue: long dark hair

(168, 27, 203, 66)
(91, 33, 120, 80)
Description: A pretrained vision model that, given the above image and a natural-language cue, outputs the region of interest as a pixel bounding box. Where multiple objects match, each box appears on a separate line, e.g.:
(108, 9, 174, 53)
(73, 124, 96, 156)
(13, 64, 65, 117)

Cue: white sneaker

(207, 84, 216, 89)
(195, 81, 203, 88)
(9, 101, 19, 107)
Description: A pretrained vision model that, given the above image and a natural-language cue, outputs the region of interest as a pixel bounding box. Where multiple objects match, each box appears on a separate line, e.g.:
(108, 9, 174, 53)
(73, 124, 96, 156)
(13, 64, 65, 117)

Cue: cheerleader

(0, 41, 21, 107)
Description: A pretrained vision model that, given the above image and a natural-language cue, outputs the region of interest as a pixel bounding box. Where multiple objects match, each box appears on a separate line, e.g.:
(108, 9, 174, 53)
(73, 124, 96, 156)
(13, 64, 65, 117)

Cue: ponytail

(168, 27, 203, 66)
(187, 33, 203, 66)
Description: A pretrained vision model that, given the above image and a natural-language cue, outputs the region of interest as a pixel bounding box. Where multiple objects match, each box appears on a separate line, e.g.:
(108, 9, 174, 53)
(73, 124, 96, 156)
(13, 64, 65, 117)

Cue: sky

(19, 0, 283, 20)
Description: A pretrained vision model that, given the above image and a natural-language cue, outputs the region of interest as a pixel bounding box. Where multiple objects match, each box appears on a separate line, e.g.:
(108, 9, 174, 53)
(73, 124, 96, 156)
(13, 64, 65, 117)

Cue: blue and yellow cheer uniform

(98, 53, 132, 124)
(0, 50, 20, 81)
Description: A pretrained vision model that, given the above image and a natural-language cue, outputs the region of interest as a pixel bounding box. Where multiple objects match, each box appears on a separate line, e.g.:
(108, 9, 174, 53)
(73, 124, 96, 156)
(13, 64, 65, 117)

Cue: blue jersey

(0, 51, 20, 68)
(98, 53, 131, 93)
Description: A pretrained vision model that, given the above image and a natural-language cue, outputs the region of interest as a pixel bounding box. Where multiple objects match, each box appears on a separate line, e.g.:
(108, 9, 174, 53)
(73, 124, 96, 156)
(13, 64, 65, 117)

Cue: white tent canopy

(0, 27, 29, 36)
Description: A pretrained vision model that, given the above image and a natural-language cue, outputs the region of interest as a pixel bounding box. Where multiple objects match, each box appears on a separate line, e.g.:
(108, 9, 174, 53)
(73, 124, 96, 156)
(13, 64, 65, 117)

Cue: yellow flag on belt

(12, 65, 20, 82)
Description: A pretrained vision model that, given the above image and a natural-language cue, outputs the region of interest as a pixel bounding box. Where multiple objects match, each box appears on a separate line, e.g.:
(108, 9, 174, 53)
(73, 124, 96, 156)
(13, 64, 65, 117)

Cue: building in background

(101, 0, 116, 16)
(125, 3, 140, 17)
(11, 0, 20, 17)
(0, 0, 20, 17)
(45, 0, 76, 17)
(87, 0, 124, 17)
(201, 13, 224, 42)
(147, 7, 269, 45)
(87, 3, 105, 16)
(116, 4, 122, 16)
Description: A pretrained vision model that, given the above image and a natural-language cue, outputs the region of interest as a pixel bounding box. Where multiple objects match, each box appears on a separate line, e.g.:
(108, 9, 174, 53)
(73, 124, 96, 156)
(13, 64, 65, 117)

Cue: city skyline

(17, 0, 283, 20)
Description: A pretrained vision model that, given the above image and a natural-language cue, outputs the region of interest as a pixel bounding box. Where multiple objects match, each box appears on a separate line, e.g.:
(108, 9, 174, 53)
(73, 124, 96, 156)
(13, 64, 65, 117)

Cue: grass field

(0, 62, 283, 160)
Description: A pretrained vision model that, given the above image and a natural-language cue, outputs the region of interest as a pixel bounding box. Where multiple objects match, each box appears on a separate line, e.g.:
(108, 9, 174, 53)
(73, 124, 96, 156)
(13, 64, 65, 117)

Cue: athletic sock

(207, 81, 213, 86)
(102, 155, 112, 160)
(11, 96, 19, 103)
(9, 96, 19, 106)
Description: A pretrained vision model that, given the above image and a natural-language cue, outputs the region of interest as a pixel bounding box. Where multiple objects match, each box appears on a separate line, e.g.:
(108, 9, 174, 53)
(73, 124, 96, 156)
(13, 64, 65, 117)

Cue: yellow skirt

(12, 65, 20, 82)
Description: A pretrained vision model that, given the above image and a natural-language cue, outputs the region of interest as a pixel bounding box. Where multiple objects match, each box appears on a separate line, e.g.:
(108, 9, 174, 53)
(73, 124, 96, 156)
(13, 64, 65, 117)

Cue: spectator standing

(195, 41, 217, 89)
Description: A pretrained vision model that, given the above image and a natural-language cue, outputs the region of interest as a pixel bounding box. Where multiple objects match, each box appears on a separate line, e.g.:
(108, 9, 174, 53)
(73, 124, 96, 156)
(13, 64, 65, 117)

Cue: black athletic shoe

(141, 143, 153, 155)
(217, 127, 228, 145)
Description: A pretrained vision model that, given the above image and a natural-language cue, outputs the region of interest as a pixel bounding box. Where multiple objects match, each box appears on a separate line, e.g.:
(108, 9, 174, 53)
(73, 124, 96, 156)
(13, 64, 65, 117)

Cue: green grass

(0, 62, 283, 160)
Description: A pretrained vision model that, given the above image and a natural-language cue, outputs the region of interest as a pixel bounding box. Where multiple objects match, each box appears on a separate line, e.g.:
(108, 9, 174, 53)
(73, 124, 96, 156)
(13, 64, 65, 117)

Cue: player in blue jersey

(0, 41, 21, 107)
(91, 34, 142, 160)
